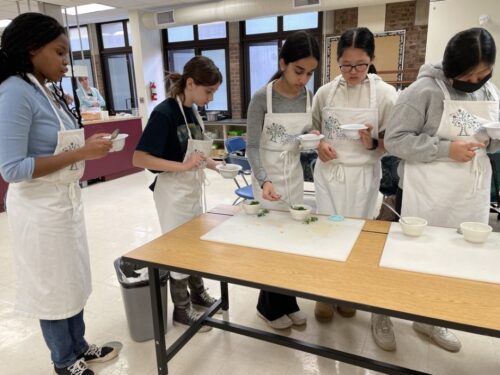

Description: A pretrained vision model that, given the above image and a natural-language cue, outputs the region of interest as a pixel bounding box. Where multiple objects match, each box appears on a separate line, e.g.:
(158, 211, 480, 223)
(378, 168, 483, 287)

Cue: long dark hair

(442, 27, 496, 78)
(166, 55, 222, 99)
(0, 13, 66, 84)
(0, 13, 80, 123)
(270, 31, 320, 82)
(337, 27, 377, 74)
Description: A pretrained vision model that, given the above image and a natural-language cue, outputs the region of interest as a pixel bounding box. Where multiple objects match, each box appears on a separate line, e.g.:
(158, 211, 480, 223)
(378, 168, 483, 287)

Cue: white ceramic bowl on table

(460, 222, 492, 243)
(482, 122, 500, 139)
(340, 124, 368, 140)
(242, 200, 261, 215)
(104, 133, 129, 152)
(399, 217, 427, 237)
(289, 204, 312, 221)
(216, 163, 242, 179)
(297, 134, 325, 150)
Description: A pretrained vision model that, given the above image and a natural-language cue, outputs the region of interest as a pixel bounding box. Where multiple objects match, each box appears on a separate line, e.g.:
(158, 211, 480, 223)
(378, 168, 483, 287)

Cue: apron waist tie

(196, 169, 209, 213)
(328, 164, 345, 183)
(280, 151, 293, 203)
(471, 155, 483, 195)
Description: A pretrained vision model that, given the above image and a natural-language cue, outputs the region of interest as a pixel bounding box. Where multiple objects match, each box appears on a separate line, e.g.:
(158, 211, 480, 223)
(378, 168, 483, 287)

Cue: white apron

(153, 97, 212, 280)
(6, 74, 90, 320)
(314, 75, 381, 218)
(251, 82, 312, 210)
(402, 79, 499, 228)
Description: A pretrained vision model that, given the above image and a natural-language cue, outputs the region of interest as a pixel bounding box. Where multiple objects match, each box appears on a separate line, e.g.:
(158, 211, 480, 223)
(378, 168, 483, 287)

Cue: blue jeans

(40, 310, 89, 368)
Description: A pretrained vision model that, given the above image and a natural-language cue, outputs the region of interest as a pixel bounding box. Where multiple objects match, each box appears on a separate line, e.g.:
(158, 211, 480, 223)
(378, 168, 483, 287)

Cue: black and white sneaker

(54, 358, 94, 375)
(79, 344, 118, 363)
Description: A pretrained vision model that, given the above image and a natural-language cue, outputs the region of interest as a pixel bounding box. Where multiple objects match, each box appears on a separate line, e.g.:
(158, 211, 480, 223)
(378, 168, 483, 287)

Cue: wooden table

(122, 205, 500, 375)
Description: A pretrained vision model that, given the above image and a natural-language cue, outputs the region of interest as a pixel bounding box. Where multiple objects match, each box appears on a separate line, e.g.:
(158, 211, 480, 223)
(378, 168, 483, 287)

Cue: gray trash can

(114, 258, 169, 342)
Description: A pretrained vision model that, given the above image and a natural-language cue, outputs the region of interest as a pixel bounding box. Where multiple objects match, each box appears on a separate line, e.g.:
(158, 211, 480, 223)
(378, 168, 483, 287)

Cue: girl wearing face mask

(311, 28, 396, 327)
(133, 56, 222, 332)
(384, 28, 500, 353)
(246, 31, 320, 330)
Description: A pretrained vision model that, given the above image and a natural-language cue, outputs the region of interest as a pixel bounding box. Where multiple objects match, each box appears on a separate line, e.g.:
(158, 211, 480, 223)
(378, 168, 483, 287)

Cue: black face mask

(452, 72, 492, 93)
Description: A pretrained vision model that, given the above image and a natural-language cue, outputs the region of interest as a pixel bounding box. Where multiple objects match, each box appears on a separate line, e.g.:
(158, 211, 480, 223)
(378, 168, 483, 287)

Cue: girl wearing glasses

(311, 27, 397, 333)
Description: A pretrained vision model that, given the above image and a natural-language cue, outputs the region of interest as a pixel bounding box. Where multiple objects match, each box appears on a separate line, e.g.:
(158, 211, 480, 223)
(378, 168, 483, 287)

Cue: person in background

(133, 56, 222, 332)
(311, 27, 397, 346)
(385, 27, 500, 352)
(246, 31, 320, 329)
(0, 13, 118, 375)
(76, 76, 105, 111)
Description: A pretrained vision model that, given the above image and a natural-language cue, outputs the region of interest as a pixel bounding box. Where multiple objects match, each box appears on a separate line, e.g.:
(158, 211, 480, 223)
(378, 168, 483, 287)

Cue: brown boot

(314, 301, 334, 321)
(336, 305, 356, 318)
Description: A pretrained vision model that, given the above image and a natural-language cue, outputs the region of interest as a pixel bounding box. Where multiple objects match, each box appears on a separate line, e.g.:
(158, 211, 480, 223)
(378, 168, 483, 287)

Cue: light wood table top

(123, 205, 500, 335)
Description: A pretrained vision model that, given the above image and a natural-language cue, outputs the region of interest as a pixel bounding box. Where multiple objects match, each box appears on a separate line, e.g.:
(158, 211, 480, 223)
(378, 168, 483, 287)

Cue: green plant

(303, 216, 318, 224)
(257, 208, 270, 217)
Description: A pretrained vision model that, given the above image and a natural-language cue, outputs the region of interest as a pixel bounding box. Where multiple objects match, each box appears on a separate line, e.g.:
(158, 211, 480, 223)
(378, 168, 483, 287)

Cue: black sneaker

(54, 358, 94, 375)
(80, 344, 118, 363)
(173, 305, 212, 333)
(190, 289, 217, 309)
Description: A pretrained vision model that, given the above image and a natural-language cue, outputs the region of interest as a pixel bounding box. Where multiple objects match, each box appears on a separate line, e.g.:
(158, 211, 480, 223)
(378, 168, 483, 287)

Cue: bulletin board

(323, 30, 406, 84)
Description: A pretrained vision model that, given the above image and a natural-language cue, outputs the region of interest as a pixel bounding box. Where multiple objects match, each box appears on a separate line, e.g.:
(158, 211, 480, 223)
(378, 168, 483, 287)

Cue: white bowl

(297, 134, 325, 150)
(482, 122, 500, 139)
(216, 163, 242, 179)
(340, 124, 368, 139)
(399, 217, 427, 237)
(460, 222, 492, 243)
(242, 200, 261, 215)
(104, 133, 128, 152)
(289, 204, 312, 221)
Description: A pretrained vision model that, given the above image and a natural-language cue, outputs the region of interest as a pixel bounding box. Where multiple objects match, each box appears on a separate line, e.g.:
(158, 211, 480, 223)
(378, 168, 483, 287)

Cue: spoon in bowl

(381, 201, 409, 224)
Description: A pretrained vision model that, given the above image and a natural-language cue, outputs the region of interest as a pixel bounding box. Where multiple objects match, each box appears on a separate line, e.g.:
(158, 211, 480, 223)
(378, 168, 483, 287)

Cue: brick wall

(333, 8, 358, 35)
(385, 1, 428, 80)
(228, 22, 242, 119)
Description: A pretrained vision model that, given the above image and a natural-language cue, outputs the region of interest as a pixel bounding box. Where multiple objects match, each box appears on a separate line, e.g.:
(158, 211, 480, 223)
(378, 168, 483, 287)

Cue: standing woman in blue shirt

(0, 13, 118, 375)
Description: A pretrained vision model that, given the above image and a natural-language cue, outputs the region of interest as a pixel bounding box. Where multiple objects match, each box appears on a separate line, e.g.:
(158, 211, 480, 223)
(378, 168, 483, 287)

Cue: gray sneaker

(173, 305, 212, 333)
(371, 314, 396, 351)
(412, 322, 461, 352)
(191, 289, 222, 315)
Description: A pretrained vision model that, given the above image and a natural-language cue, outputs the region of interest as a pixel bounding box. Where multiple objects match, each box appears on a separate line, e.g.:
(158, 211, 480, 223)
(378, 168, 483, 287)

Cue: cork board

(323, 30, 405, 84)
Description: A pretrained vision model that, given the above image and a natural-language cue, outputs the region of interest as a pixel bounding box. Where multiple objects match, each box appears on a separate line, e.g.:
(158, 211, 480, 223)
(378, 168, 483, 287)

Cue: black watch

(368, 138, 379, 150)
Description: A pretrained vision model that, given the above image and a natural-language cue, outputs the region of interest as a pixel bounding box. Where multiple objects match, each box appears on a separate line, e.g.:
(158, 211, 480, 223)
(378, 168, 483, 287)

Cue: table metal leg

(149, 267, 168, 375)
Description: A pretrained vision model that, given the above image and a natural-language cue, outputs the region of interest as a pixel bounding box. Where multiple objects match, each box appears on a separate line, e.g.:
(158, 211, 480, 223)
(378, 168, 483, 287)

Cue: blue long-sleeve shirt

(76, 87, 106, 110)
(0, 76, 78, 183)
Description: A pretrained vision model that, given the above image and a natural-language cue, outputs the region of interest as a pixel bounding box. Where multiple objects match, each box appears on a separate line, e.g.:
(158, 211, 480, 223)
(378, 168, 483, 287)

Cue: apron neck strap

(485, 82, 499, 101)
(176, 96, 205, 140)
(326, 75, 377, 108)
(27, 73, 66, 132)
(266, 80, 311, 113)
(435, 78, 451, 100)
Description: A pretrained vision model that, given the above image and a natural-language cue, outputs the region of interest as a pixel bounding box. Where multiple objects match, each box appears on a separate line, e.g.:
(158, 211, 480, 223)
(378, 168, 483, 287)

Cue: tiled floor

(0, 170, 499, 375)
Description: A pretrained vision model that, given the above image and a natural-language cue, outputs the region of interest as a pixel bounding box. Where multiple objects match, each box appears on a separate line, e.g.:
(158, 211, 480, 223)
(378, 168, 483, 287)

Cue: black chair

(488, 152, 500, 220)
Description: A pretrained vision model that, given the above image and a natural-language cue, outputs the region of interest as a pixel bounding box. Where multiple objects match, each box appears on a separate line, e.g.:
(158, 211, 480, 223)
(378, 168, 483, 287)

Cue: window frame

(240, 12, 322, 117)
(97, 20, 136, 113)
(162, 23, 231, 115)
(68, 25, 95, 88)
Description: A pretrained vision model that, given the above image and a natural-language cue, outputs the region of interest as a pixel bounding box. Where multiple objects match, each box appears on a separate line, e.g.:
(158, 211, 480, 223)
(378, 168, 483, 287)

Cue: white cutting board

(201, 210, 365, 262)
(380, 223, 500, 284)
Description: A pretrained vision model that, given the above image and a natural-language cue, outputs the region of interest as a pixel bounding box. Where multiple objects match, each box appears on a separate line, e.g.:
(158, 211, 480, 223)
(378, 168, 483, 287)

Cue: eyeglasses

(339, 64, 370, 73)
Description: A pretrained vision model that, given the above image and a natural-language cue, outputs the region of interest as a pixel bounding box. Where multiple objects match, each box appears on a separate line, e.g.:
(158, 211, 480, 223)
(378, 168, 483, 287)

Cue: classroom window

(245, 16, 278, 35)
(283, 12, 318, 31)
(163, 22, 230, 113)
(101, 22, 126, 48)
(69, 26, 89, 51)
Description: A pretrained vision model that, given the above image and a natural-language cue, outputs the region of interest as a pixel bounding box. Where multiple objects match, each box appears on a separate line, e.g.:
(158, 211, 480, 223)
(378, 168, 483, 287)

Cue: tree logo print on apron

(61, 142, 80, 170)
(265, 122, 298, 145)
(450, 108, 482, 136)
(324, 115, 344, 139)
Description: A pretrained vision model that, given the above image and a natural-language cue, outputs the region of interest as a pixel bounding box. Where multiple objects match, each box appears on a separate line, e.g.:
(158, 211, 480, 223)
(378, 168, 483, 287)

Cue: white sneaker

(412, 322, 461, 352)
(371, 314, 396, 351)
(288, 310, 307, 326)
(257, 311, 293, 330)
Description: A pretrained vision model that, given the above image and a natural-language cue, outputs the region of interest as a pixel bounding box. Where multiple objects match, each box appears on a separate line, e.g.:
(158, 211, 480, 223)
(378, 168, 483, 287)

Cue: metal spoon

(110, 129, 120, 140)
(279, 198, 293, 208)
(381, 201, 409, 224)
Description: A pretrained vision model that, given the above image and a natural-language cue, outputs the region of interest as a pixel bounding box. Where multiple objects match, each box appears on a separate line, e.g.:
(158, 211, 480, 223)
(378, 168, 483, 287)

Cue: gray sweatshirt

(246, 85, 309, 187)
(384, 63, 500, 187)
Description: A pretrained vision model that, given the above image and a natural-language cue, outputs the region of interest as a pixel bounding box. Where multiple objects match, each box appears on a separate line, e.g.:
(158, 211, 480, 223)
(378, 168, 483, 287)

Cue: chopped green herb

(248, 201, 260, 205)
(257, 208, 270, 217)
(303, 216, 319, 224)
(292, 205, 306, 211)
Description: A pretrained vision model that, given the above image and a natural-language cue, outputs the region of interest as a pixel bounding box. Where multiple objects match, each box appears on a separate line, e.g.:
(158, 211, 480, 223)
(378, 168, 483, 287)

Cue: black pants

(256, 290, 300, 321)
(395, 187, 403, 218)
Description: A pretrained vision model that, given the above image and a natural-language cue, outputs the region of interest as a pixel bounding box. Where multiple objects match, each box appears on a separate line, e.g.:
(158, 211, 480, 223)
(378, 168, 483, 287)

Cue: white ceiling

(0, 0, 221, 25)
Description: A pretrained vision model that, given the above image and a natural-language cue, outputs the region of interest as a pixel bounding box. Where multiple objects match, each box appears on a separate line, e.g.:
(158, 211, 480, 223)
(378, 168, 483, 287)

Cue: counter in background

(82, 116, 143, 183)
(0, 116, 143, 212)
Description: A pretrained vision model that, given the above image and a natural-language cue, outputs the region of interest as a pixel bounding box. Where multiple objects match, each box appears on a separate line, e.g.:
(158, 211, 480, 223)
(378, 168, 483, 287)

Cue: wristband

(368, 138, 379, 150)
